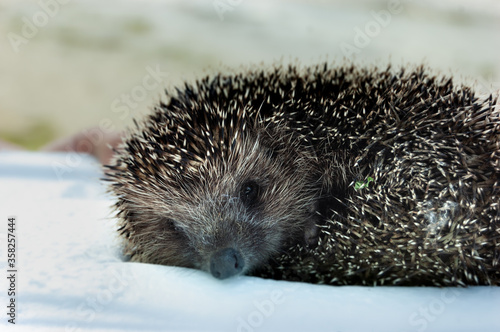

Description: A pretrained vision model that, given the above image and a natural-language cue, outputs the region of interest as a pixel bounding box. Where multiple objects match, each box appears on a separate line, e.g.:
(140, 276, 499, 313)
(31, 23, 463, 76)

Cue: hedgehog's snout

(210, 247, 245, 279)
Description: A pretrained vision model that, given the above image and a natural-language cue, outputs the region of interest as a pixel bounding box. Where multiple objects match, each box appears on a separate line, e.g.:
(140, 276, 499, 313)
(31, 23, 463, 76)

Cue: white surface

(0, 151, 499, 332)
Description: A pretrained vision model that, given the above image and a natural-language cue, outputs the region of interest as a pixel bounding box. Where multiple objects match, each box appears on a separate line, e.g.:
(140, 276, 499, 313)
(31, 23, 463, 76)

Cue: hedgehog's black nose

(210, 248, 245, 279)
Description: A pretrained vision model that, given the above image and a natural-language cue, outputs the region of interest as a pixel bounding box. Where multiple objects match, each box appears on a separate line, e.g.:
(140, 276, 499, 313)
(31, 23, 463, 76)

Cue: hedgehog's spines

(106, 63, 499, 285)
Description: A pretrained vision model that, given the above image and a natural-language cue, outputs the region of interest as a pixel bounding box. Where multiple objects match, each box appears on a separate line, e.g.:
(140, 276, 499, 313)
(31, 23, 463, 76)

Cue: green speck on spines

(354, 176, 374, 191)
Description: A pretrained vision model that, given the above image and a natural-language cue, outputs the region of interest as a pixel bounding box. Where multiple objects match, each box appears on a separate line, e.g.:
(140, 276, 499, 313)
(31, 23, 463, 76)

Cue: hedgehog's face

(159, 132, 319, 279)
(111, 129, 319, 279)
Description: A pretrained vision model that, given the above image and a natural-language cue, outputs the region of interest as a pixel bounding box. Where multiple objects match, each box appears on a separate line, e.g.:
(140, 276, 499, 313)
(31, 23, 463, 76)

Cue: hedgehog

(105, 63, 500, 286)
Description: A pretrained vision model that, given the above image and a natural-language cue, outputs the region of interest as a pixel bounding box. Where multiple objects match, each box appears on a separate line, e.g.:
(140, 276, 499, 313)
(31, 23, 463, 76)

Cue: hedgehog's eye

(240, 181, 260, 207)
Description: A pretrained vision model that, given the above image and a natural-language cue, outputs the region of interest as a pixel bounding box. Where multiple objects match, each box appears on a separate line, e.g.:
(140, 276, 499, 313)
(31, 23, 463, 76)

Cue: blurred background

(0, 0, 499, 149)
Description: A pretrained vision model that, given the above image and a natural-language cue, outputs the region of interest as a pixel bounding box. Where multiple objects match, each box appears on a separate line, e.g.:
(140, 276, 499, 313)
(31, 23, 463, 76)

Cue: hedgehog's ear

(304, 222, 319, 246)
(304, 200, 320, 246)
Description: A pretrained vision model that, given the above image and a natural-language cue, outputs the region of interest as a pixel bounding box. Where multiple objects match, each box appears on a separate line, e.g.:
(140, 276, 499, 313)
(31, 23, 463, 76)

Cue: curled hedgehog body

(106, 64, 500, 286)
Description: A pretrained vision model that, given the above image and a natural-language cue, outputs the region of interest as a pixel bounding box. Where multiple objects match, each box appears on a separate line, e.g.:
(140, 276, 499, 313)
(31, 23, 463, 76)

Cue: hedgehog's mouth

(209, 247, 245, 279)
